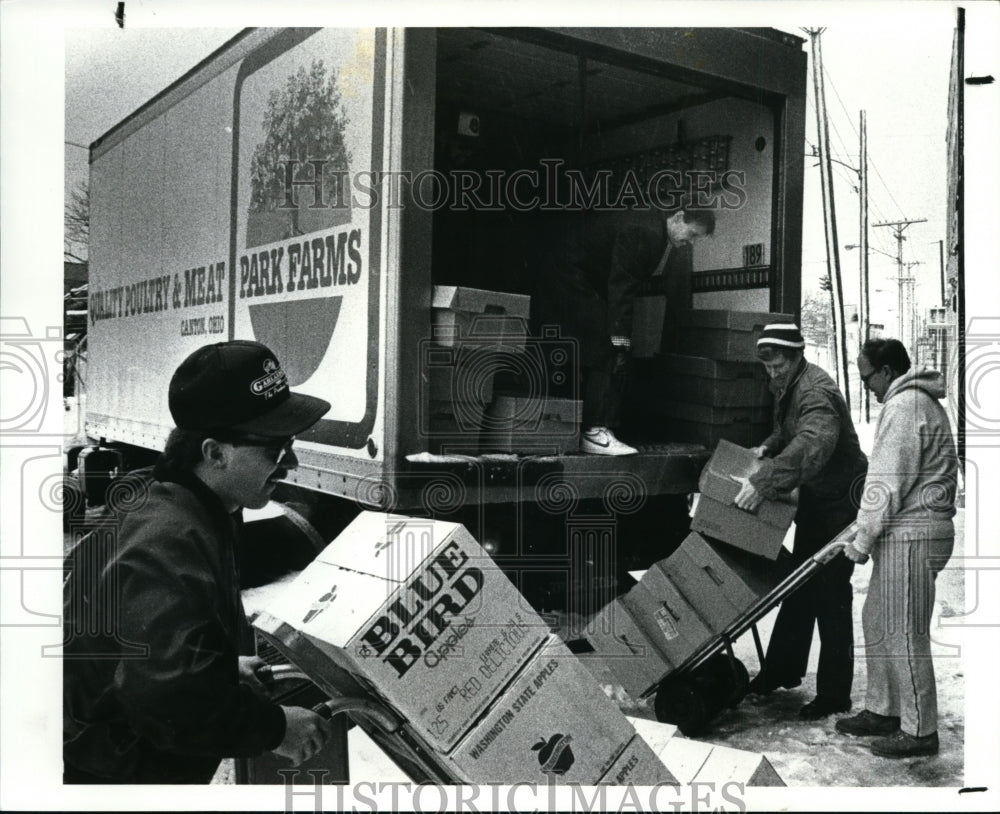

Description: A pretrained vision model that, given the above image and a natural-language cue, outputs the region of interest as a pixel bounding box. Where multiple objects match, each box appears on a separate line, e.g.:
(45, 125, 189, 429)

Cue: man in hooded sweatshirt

(836, 338, 958, 758)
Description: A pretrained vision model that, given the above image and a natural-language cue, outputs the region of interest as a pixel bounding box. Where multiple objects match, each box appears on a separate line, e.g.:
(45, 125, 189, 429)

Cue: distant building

(945, 8, 964, 467)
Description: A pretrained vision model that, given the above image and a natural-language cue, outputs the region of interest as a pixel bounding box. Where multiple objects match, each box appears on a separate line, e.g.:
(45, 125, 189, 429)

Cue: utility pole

(859, 111, 870, 422)
(937, 239, 946, 306)
(805, 28, 850, 411)
(873, 218, 926, 356)
(904, 260, 923, 358)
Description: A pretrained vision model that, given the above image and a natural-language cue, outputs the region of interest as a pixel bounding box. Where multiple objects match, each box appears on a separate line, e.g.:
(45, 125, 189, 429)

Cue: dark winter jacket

(530, 210, 691, 369)
(749, 358, 868, 511)
(63, 468, 286, 783)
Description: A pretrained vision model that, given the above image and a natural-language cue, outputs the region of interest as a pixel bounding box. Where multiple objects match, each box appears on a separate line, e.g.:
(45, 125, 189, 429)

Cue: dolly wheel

(727, 658, 750, 707)
(701, 653, 750, 708)
(653, 678, 710, 736)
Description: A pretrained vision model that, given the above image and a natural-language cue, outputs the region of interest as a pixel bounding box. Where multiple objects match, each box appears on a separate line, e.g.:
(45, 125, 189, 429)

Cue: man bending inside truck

(530, 203, 715, 455)
(64, 340, 334, 783)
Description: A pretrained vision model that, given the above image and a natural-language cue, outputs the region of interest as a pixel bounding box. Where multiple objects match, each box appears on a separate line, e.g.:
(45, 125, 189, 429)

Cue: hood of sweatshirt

(884, 364, 947, 403)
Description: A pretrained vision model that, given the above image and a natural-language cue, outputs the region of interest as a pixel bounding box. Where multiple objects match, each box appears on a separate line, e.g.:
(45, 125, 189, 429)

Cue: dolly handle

(258, 663, 310, 683)
(813, 522, 860, 565)
(259, 664, 403, 734)
(312, 697, 402, 734)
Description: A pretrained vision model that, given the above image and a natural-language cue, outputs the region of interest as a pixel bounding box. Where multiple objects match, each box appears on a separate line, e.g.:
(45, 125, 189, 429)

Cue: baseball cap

(169, 341, 331, 437)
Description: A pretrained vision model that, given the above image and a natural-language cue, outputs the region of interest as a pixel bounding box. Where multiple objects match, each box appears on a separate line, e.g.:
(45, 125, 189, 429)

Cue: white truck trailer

(79, 26, 808, 609)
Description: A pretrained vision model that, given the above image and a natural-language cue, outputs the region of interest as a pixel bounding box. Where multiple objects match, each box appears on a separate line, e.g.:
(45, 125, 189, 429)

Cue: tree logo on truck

(247, 58, 353, 249)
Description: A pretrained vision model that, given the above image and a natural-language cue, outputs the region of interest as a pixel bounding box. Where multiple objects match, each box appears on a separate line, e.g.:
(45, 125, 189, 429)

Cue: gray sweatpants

(860, 529, 954, 737)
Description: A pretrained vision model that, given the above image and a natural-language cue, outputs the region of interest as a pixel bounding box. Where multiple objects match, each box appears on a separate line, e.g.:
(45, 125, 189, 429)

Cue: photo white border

(2, 0, 998, 810)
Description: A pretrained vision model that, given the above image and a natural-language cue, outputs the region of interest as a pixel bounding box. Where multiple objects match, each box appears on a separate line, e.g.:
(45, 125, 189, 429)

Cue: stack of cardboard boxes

(587, 440, 796, 699)
(629, 310, 793, 448)
(254, 511, 678, 785)
(425, 286, 582, 455)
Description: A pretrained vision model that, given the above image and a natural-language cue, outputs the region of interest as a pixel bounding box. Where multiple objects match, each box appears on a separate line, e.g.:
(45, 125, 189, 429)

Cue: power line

(806, 66, 903, 245)
(821, 63, 908, 223)
(869, 162, 907, 222)
(823, 66, 860, 141)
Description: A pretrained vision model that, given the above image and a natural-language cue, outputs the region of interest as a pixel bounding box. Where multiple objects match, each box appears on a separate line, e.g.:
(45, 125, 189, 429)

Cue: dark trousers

(583, 368, 628, 429)
(761, 496, 857, 703)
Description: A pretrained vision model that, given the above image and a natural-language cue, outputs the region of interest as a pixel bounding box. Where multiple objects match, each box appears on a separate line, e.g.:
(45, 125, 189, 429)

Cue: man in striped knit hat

(733, 323, 868, 720)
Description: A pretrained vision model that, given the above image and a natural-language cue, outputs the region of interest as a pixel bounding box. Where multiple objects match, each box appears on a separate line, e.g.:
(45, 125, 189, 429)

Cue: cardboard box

(424, 352, 497, 403)
(261, 513, 549, 752)
(665, 419, 772, 450)
(633, 354, 771, 407)
(691, 742, 785, 786)
(481, 394, 582, 454)
(445, 638, 640, 784)
(585, 598, 674, 699)
(655, 398, 770, 427)
(625, 377, 771, 448)
(432, 286, 531, 349)
(674, 532, 790, 613)
(629, 717, 785, 786)
(648, 399, 771, 449)
(623, 565, 714, 668)
(425, 397, 487, 453)
(597, 734, 680, 786)
(691, 495, 790, 560)
(656, 548, 742, 633)
(676, 310, 795, 362)
(691, 439, 797, 559)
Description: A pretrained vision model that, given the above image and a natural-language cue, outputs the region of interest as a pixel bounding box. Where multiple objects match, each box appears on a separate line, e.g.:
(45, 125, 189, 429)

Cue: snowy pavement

(596, 507, 966, 788)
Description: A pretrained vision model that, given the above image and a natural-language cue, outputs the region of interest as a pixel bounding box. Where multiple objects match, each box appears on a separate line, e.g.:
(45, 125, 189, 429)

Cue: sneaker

(870, 729, 939, 758)
(746, 673, 802, 696)
(835, 710, 901, 737)
(581, 427, 638, 456)
(799, 696, 851, 720)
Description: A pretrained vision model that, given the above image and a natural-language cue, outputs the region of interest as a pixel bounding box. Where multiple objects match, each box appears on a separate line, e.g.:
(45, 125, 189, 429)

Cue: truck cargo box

(84, 26, 807, 511)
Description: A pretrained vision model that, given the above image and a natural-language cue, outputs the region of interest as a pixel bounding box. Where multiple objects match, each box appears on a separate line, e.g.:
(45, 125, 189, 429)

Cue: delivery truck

(77, 26, 808, 612)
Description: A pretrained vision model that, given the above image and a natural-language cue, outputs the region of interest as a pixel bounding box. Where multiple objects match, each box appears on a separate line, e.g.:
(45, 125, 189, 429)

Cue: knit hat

(169, 340, 331, 437)
(756, 323, 805, 351)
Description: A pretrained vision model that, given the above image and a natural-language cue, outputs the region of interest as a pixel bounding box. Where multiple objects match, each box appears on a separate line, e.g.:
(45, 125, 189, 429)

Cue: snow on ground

(599, 505, 966, 788)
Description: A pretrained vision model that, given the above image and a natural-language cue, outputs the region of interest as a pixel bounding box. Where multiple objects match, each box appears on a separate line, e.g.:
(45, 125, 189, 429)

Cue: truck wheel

(653, 677, 710, 736)
(62, 474, 87, 533)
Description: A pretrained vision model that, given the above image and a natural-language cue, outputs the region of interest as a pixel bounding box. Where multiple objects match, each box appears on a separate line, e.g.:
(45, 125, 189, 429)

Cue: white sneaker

(580, 427, 638, 456)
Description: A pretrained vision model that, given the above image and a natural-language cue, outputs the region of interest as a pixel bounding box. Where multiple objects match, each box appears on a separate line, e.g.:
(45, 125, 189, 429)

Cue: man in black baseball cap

(64, 341, 333, 783)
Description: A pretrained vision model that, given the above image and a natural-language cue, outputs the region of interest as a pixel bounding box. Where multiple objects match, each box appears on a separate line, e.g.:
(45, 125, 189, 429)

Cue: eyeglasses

(222, 435, 296, 464)
(860, 368, 879, 386)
